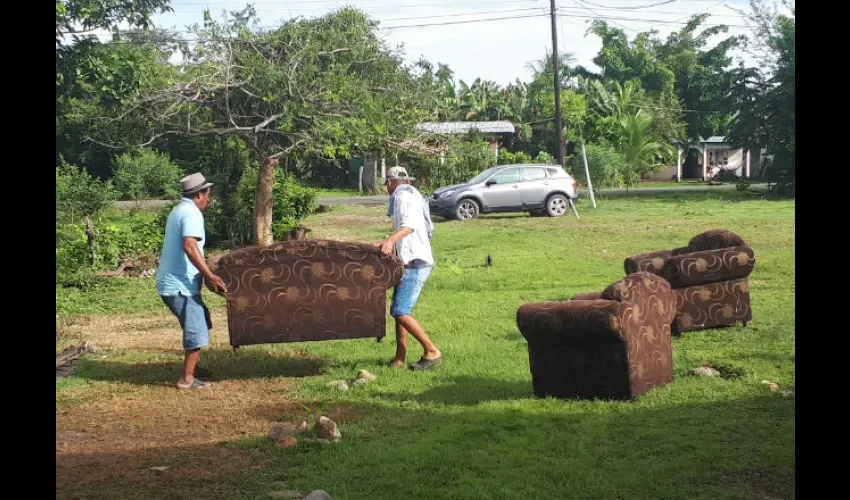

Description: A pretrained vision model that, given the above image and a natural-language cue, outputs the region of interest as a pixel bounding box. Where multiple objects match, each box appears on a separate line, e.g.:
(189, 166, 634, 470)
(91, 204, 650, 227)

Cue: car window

(523, 167, 547, 181)
(545, 167, 561, 177)
(489, 168, 520, 184)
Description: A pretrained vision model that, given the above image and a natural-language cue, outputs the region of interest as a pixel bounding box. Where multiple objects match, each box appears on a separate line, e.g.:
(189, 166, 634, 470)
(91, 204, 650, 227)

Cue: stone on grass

(275, 435, 298, 449)
(357, 370, 377, 382)
(303, 490, 331, 500)
(267, 421, 308, 441)
(690, 367, 720, 377)
(315, 416, 342, 442)
(328, 380, 349, 391)
(767, 383, 779, 392)
(781, 390, 793, 397)
(351, 378, 369, 386)
(148, 466, 170, 472)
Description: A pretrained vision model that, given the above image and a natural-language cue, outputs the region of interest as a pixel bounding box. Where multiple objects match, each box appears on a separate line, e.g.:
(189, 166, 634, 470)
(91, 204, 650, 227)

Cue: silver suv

(428, 164, 579, 220)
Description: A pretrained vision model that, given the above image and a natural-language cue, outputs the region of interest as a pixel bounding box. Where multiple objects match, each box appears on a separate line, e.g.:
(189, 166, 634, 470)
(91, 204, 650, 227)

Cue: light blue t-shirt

(156, 198, 206, 297)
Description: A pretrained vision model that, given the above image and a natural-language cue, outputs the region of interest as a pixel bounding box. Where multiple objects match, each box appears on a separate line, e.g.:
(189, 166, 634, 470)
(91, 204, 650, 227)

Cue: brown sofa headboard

(208, 239, 404, 347)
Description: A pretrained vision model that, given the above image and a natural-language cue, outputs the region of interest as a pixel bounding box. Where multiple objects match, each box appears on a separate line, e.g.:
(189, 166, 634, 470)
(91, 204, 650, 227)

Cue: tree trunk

(254, 157, 278, 245)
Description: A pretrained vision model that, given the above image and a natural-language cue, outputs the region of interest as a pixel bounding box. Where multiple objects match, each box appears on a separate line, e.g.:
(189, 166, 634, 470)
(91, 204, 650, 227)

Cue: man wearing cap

(156, 173, 228, 390)
(379, 166, 443, 370)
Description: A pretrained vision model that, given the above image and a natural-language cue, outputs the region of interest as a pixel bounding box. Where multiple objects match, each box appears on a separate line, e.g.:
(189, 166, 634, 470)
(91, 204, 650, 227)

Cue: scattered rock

(761, 380, 780, 392)
(690, 366, 720, 377)
(275, 435, 298, 449)
(303, 490, 331, 500)
(267, 491, 303, 499)
(351, 378, 369, 386)
(267, 421, 308, 441)
(148, 466, 170, 472)
(357, 370, 377, 382)
(315, 416, 342, 442)
(781, 390, 793, 397)
(328, 380, 349, 391)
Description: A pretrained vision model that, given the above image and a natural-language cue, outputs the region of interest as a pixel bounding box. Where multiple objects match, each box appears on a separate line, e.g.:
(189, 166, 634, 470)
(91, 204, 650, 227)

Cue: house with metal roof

(646, 136, 762, 182)
(413, 121, 517, 166)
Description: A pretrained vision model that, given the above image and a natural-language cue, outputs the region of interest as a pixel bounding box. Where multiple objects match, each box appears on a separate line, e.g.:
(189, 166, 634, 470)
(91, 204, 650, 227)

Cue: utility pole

(549, 0, 565, 167)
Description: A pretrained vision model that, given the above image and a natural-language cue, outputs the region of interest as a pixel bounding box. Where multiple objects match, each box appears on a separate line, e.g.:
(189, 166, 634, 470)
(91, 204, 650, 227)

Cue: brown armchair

(623, 229, 755, 334)
(207, 239, 404, 349)
(516, 272, 678, 401)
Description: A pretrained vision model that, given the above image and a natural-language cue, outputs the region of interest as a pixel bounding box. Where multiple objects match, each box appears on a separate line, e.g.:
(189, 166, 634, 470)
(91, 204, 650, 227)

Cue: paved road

(115, 183, 767, 209)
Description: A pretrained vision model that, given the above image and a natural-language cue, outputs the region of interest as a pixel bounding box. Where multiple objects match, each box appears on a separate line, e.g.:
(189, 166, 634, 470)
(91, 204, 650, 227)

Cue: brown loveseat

(623, 229, 755, 333)
(516, 272, 678, 401)
(207, 239, 404, 349)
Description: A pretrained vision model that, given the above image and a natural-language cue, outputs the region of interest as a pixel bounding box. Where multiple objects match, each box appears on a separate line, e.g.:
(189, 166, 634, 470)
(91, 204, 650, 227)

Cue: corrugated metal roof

(414, 121, 516, 135)
(701, 136, 728, 143)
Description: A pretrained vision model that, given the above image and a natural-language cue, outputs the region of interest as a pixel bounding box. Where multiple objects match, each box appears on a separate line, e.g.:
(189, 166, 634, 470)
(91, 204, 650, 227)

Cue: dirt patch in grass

(56, 311, 371, 500)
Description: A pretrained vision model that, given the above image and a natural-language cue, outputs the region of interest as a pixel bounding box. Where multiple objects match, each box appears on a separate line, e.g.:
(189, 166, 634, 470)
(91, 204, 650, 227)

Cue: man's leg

(163, 294, 212, 389)
(390, 320, 408, 368)
(396, 314, 440, 361)
(183, 348, 201, 384)
(389, 266, 441, 369)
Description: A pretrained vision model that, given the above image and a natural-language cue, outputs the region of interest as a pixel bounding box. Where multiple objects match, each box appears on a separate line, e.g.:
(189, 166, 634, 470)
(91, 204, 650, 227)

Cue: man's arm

(180, 210, 227, 293)
(183, 237, 227, 293)
(379, 227, 413, 257)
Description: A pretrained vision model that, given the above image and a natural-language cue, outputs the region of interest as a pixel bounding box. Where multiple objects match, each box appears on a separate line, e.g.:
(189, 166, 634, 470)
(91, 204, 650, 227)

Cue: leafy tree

(56, 0, 173, 45)
(726, 0, 794, 195)
(94, 7, 435, 245)
(655, 14, 744, 141)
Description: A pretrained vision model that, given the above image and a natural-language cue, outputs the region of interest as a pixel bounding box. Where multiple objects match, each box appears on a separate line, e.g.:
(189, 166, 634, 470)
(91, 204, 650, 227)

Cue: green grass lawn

(56, 191, 794, 500)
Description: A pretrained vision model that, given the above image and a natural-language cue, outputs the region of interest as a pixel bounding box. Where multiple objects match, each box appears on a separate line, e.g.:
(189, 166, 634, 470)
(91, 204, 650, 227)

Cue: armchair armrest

(517, 299, 625, 346)
(624, 247, 688, 275)
(661, 246, 755, 288)
(572, 291, 603, 301)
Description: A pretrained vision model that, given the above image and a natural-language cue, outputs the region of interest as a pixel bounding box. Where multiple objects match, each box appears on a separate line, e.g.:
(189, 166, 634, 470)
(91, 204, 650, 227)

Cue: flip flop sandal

(409, 356, 442, 371)
(177, 379, 211, 390)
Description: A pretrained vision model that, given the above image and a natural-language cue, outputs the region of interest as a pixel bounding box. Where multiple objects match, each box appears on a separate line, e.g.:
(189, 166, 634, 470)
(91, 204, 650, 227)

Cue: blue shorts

(161, 294, 212, 351)
(391, 265, 432, 317)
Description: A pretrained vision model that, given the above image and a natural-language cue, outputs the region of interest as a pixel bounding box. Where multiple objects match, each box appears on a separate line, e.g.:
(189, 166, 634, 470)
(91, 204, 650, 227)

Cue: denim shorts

(161, 294, 212, 351)
(390, 265, 432, 317)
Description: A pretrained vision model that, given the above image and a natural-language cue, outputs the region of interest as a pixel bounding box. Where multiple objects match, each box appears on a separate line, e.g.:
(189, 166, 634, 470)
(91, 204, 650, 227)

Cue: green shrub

(113, 149, 184, 204)
(56, 158, 117, 224)
(498, 149, 534, 165)
(569, 143, 628, 189)
(713, 169, 741, 183)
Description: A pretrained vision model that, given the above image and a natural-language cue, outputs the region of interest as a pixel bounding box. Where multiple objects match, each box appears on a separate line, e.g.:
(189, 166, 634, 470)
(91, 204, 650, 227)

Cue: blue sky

(88, 0, 763, 86)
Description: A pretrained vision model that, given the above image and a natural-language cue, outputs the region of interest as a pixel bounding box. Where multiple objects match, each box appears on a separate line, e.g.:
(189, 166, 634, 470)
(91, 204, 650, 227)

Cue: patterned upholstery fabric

(516, 272, 677, 401)
(622, 229, 755, 333)
(207, 240, 404, 347)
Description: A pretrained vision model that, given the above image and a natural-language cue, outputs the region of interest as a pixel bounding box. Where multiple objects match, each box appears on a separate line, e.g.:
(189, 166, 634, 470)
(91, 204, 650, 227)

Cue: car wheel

(546, 194, 569, 217)
(455, 198, 480, 220)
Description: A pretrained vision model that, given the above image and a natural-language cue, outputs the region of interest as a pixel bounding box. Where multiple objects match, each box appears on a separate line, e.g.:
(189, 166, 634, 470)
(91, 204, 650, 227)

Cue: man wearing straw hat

(156, 173, 228, 390)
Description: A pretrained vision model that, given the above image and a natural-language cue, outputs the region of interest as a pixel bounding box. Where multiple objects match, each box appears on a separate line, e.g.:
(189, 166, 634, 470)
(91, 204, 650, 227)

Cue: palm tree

(617, 109, 675, 191)
(525, 49, 579, 88)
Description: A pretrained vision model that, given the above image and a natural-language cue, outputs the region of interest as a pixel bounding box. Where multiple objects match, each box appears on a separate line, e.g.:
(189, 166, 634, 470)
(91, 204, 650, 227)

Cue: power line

(575, 0, 678, 9)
